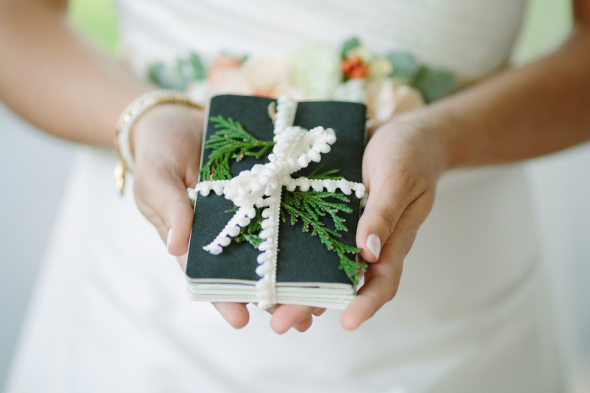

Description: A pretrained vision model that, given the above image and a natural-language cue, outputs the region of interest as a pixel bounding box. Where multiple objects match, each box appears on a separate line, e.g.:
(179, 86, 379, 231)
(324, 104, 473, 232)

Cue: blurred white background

(0, 0, 589, 391)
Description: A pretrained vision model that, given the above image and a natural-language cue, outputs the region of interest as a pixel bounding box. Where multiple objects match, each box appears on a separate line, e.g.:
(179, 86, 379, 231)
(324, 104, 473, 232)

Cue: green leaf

(199, 116, 275, 180)
(147, 62, 184, 90)
(243, 234, 263, 248)
(341, 37, 361, 58)
(387, 51, 420, 83)
(189, 52, 206, 80)
(413, 67, 455, 102)
(279, 188, 363, 283)
(338, 253, 366, 285)
(306, 164, 344, 180)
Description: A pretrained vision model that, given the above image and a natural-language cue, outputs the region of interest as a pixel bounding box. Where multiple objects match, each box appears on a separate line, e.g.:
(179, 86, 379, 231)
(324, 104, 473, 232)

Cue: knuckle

(156, 203, 173, 228)
(377, 208, 398, 235)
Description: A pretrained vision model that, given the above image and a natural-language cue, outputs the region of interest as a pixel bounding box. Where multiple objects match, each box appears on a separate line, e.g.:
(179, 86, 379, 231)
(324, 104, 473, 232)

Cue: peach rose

(242, 56, 288, 96)
(366, 77, 424, 125)
(207, 55, 242, 84)
(204, 55, 251, 96)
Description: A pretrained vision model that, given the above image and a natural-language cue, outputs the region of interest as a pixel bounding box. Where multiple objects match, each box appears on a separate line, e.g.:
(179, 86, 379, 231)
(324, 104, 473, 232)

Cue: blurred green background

(69, 0, 118, 53)
(67, 0, 574, 63)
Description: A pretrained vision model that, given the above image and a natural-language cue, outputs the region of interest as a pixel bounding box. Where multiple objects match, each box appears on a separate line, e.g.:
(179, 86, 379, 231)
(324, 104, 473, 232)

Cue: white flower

(289, 44, 342, 100)
(345, 45, 373, 63)
(366, 78, 424, 124)
(185, 80, 211, 106)
(369, 57, 394, 78)
(242, 56, 287, 94)
(332, 79, 367, 103)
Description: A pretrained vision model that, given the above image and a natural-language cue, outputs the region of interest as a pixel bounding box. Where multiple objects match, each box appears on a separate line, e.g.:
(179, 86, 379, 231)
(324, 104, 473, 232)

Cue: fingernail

(367, 234, 381, 260)
(167, 228, 173, 253)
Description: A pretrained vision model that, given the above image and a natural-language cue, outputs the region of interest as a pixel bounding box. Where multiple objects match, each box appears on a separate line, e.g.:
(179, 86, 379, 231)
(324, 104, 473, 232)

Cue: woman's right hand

(131, 103, 204, 260)
(130, 103, 320, 332)
(129, 103, 251, 329)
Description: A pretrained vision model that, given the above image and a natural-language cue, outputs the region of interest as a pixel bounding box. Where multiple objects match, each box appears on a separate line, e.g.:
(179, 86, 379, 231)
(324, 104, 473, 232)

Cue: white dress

(5, 1, 566, 392)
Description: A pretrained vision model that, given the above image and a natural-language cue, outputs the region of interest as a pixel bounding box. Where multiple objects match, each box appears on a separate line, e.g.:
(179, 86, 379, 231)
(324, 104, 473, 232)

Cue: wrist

(130, 103, 205, 158)
(380, 110, 453, 180)
(113, 90, 204, 196)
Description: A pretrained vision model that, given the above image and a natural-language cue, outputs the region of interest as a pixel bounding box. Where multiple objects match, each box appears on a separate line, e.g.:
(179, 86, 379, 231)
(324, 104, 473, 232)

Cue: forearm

(0, 1, 153, 147)
(422, 23, 590, 170)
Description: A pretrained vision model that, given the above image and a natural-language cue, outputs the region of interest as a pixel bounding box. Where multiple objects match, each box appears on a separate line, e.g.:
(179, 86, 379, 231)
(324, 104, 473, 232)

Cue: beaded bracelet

(114, 90, 204, 196)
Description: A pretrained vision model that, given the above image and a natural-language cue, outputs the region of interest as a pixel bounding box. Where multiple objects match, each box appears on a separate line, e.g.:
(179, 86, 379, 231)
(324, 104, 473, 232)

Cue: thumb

(356, 170, 419, 262)
(134, 164, 195, 257)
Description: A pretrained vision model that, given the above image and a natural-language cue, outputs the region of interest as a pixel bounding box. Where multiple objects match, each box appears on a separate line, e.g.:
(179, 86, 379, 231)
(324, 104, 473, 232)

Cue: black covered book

(186, 94, 367, 309)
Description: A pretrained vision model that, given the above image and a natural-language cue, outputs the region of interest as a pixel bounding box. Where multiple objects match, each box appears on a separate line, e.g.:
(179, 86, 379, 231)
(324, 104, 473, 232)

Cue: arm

(0, 0, 319, 333)
(435, 1, 590, 168)
(344, 0, 590, 330)
(0, 0, 151, 146)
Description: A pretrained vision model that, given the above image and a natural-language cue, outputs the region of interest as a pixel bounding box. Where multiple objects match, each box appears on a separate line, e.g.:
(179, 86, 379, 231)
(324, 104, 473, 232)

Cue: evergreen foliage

(200, 116, 275, 181)
(226, 206, 264, 249)
(304, 164, 343, 180)
(208, 116, 365, 283)
(281, 190, 365, 284)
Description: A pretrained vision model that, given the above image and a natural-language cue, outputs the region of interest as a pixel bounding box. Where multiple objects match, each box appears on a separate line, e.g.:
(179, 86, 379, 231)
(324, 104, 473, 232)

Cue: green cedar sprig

(205, 116, 366, 283)
(199, 116, 275, 181)
(280, 191, 366, 284)
(304, 164, 343, 180)
(226, 206, 264, 248)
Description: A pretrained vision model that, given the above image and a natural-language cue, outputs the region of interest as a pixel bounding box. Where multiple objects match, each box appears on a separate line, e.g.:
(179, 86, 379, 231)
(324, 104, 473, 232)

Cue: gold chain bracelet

(114, 90, 204, 196)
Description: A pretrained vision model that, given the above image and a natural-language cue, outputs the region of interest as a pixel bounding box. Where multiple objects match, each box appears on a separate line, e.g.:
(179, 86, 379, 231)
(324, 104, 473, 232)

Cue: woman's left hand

(340, 113, 449, 330)
(265, 112, 450, 333)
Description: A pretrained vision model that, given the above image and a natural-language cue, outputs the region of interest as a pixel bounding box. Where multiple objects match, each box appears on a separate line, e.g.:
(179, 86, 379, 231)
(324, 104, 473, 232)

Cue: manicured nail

(167, 228, 173, 253)
(367, 234, 381, 260)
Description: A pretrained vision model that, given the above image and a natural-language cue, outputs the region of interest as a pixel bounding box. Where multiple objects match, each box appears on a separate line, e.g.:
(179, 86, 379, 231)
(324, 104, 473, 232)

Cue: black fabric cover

(186, 95, 366, 285)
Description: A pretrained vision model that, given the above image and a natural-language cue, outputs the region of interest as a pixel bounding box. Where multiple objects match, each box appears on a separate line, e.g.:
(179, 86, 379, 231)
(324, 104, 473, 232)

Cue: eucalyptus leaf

(414, 67, 455, 102)
(387, 51, 419, 83)
(174, 59, 194, 90)
(341, 37, 361, 57)
(189, 52, 206, 81)
(147, 62, 184, 90)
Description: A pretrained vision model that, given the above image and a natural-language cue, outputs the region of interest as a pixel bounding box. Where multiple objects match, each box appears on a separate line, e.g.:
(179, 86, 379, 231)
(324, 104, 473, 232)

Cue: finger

(342, 194, 431, 330)
(293, 316, 313, 332)
(263, 304, 281, 315)
(134, 162, 194, 256)
(212, 302, 250, 329)
(341, 257, 402, 331)
(176, 252, 187, 272)
(270, 305, 321, 334)
(356, 166, 426, 263)
(312, 308, 326, 317)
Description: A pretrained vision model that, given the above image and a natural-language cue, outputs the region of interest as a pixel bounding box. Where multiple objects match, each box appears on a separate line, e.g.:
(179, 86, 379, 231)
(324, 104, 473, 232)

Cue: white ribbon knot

(188, 96, 365, 309)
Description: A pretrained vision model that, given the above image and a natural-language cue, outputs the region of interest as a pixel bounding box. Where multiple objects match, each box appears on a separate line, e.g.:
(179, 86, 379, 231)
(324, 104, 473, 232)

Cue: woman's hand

(130, 103, 326, 333)
(341, 113, 449, 330)
(131, 103, 204, 260)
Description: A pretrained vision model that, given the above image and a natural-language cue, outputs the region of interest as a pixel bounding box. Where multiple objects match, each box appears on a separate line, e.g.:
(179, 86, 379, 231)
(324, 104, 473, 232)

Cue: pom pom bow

(188, 96, 365, 309)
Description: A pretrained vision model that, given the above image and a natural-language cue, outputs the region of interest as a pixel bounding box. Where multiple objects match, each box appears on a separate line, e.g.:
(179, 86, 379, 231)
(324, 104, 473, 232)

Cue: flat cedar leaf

(200, 114, 364, 283)
(387, 51, 419, 83)
(341, 37, 361, 57)
(338, 254, 366, 285)
(244, 234, 263, 248)
(307, 164, 324, 178)
(328, 193, 350, 203)
(414, 67, 455, 102)
(199, 116, 274, 180)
